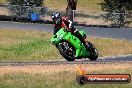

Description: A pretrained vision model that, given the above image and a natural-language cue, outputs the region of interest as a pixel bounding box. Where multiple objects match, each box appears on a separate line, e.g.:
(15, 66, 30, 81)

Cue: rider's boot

(74, 31, 91, 52)
(82, 38, 92, 52)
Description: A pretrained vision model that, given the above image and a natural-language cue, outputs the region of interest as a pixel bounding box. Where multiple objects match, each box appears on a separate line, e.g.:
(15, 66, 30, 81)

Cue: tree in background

(9, 0, 25, 5)
(100, 0, 132, 27)
(9, 0, 43, 6)
(30, 0, 43, 6)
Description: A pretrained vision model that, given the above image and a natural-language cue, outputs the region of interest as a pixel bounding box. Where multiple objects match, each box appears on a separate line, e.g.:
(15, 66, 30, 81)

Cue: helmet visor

(53, 17, 61, 24)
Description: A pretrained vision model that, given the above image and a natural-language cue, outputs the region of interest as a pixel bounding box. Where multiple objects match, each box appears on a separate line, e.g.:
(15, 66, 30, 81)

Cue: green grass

(44, 0, 102, 12)
(0, 64, 132, 88)
(0, 0, 102, 12)
(0, 28, 132, 62)
(0, 0, 7, 4)
(0, 29, 61, 62)
(89, 38, 132, 57)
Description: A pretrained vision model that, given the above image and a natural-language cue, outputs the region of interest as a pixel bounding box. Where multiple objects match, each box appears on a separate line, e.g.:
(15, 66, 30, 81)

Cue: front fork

(82, 37, 89, 47)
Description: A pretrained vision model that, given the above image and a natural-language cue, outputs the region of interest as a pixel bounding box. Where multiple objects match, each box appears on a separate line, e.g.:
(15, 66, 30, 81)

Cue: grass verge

(44, 0, 102, 12)
(0, 0, 102, 12)
(0, 63, 132, 88)
(0, 0, 7, 4)
(0, 28, 131, 62)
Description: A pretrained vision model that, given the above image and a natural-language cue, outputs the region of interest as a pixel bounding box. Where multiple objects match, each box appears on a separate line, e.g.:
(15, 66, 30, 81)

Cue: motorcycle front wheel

(57, 42, 76, 61)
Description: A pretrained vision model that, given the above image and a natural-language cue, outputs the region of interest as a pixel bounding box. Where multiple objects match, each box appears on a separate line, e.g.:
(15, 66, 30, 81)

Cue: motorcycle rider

(51, 12, 90, 52)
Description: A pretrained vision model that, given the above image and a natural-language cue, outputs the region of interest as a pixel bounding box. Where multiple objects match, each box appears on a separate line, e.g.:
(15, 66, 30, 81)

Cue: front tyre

(87, 42, 98, 61)
(57, 42, 76, 61)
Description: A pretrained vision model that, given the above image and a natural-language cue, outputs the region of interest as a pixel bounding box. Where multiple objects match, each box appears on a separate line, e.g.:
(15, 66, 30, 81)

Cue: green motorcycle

(51, 28, 98, 61)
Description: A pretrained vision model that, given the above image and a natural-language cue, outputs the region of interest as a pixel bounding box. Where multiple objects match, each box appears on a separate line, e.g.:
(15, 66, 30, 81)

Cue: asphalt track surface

(0, 55, 132, 66)
(0, 21, 132, 41)
(0, 21, 132, 65)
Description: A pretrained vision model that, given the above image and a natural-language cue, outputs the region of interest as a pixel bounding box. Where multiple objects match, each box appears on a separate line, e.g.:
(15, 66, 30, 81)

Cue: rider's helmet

(51, 12, 62, 24)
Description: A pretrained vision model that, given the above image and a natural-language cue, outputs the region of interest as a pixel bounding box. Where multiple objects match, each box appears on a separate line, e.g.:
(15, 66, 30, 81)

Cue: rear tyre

(87, 42, 98, 61)
(57, 42, 76, 61)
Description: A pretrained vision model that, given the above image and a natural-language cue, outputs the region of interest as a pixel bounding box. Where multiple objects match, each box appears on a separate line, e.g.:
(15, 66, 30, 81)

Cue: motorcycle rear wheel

(87, 42, 98, 61)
